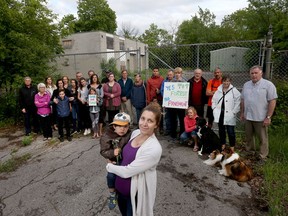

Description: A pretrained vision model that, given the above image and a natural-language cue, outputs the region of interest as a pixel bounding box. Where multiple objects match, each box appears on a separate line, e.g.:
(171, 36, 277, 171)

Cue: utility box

(210, 47, 249, 72)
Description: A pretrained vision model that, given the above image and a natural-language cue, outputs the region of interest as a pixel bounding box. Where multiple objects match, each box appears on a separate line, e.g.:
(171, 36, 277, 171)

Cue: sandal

(193, 146, 199, 152)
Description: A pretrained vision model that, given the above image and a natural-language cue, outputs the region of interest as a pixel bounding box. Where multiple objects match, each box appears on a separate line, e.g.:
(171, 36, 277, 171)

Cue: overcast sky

(47, 0, 249, 34)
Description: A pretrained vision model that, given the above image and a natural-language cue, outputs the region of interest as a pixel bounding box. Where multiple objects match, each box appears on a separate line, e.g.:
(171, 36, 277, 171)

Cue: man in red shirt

(206, 67, 222, 127)
(188, 68, 208, 117)
(146, 67, 164, 104)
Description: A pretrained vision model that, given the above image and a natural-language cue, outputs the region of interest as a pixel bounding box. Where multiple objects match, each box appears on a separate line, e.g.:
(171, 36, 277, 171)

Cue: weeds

(22, 135, 33, 146)
(0, 153, 31, 173)
(262, 125, 288, 215)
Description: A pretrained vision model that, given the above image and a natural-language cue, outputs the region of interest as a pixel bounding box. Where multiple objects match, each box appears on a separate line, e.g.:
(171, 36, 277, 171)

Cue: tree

(58, 14, 78, 37)
(0, 0, 62, 89)
(220, 0, 288, 49)
(118, 22, 139, 40)
(175, 7, 220, 44)
(138, 23, 173, 47)
(76, 0, 117, 33)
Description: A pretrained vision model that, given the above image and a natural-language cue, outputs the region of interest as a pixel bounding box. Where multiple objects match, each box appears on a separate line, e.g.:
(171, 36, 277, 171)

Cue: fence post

(137, 47, 141, 73)
(196, 44, 200, 68)
(265, 25, 273, 79)
(145, 46, 149, 81)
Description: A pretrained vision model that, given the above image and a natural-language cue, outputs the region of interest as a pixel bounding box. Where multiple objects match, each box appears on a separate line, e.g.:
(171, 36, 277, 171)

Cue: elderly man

(240, 65, 277, 160)
(19, 77, 39, 135)
(188, 68, 208, 117)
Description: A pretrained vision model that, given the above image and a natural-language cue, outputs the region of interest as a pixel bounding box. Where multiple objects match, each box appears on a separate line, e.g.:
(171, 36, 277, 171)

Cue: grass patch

(22, 135, 33, 146)
(262, 125, 288, 215)
(0, 153, 31, 173)
(0, 118, 14, 128)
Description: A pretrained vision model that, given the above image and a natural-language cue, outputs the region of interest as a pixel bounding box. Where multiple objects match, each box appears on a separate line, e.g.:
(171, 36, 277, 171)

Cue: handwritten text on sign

(162, 82, 190, 109)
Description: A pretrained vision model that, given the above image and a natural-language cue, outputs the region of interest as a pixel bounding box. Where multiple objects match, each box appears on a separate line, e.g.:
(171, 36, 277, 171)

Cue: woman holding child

(106, 103, 163, 216)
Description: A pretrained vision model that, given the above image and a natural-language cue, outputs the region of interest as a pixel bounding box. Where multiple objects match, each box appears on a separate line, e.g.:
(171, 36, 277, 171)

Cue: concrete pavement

(0, 130, 263, 216)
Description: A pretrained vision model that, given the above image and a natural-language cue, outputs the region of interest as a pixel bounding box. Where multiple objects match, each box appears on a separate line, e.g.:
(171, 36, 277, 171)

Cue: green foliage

(175, 7, 220, 44)
(271, 81, 288, 128)
(58, 14, 78, 37)
(262, 125, 288, 215)
(0, 153, 31, 173)
(0, 0, 62, 89)
(220, 0, 288, 50)
(100, 58, 120, 80)
(22, 135, 33, 146)
(139, 24, 173, 46)
(59, 0, 117, 35)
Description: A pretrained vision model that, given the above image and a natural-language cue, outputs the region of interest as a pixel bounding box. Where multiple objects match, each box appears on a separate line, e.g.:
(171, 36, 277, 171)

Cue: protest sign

(88, 95, 97, 106)
(162, 82, 190, 109)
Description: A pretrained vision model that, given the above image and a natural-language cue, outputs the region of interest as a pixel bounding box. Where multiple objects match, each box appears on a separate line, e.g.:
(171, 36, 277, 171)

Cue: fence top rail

(56, 49, 139, 57)
(149, 39, 264, 49)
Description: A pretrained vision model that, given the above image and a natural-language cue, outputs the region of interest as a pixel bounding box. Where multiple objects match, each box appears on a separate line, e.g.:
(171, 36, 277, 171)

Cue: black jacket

(19, 85, 38, 109)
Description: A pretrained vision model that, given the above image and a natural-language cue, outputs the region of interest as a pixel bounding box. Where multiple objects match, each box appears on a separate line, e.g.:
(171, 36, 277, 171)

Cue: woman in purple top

(107, 103, 163, 216)
(34, 83, 52, 140)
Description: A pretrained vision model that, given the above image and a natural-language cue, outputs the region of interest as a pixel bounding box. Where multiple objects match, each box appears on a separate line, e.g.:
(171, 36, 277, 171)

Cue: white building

(53, 31, 148, 78)
(210, 46, 250, 72)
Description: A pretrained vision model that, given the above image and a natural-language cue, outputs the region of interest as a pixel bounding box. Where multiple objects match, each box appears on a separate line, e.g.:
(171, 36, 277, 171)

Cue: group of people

(18, 69, 147, 142)
(19, 65, 277, 215)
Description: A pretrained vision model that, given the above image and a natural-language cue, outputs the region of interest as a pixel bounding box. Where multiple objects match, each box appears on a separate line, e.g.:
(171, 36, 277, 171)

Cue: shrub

(0, 153, 31, 173)
(272, 81, 288, 128)
(22, 136, 33, 146)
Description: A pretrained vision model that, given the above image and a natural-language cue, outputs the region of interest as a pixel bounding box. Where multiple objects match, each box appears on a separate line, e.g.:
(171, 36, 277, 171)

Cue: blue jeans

(107, 172, 116, 189)
(135, 108, 143, 123)
(180, 130, 197, 142)
(218, 123, 236, 147)
(118, 193, 133, 216)
(164, 108, 172, 133)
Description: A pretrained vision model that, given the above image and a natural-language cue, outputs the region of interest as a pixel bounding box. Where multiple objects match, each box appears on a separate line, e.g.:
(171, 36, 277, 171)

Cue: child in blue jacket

(55, 89, 72, 142)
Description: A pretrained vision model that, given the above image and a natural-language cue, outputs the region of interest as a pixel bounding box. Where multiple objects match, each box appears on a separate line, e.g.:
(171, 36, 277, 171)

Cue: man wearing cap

(100, 112, 132, 210)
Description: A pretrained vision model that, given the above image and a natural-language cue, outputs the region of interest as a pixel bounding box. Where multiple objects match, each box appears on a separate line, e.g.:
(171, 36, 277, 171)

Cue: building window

(106, 37, 114, 49)
(119, 40, 125, 51)
(62, 40, 73, 49)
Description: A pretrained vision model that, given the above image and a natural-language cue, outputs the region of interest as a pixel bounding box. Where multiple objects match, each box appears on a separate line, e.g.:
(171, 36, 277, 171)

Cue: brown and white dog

(204, 147, 253, 182)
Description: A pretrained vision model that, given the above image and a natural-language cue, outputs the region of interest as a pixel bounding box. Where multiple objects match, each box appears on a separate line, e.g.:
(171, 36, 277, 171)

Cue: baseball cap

(110, 112, 131, 126)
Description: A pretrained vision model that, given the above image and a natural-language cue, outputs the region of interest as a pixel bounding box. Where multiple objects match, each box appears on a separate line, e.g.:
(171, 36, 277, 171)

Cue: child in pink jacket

(179, 106, 199, 151)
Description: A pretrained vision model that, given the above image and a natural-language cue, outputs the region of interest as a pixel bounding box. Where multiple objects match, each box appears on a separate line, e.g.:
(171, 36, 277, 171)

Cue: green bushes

(272, 81, 288, 128)
(263, 125, 288, 215)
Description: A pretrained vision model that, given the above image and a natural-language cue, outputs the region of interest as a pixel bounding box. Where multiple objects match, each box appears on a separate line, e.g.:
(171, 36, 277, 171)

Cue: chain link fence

(147, 40, 264, 90)
(272, 50, 288, 82)
(55, 49, 145, 79)
(147, 40, 266, 133)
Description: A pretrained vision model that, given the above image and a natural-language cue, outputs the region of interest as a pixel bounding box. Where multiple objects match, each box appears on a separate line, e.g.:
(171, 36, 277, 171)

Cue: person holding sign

(170, 67, 187, 139)
(88, 87, 103, 138)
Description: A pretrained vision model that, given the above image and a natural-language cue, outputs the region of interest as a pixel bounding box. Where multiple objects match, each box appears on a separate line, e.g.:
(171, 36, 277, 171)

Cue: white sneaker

(83, 129, 88, 136)
(87, 128, 91, 134)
